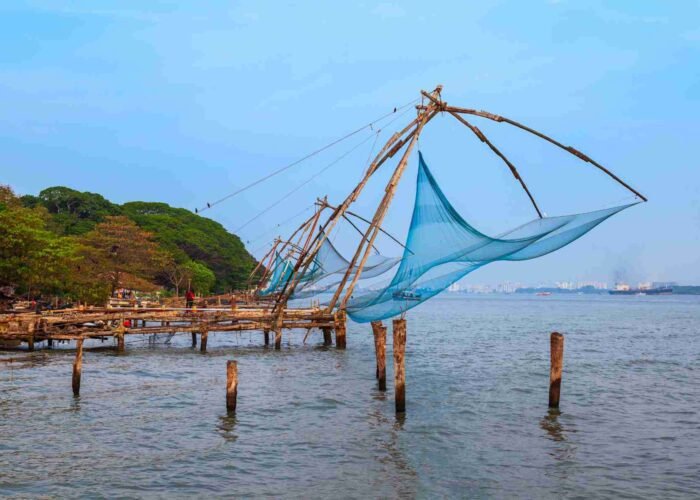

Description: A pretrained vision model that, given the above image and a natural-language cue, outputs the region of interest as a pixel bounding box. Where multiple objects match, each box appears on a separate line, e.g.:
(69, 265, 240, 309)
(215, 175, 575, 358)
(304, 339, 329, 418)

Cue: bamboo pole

(272, 100, 432, 309)
(72, 338, 83, 396)
(336, 103, 439, 310)
(448, 110, 543, 218)
(549, 332, 564, 408)
(393, 319, 406, 412)
(445, 105, 647, 202)
(226, 360, 238, 412)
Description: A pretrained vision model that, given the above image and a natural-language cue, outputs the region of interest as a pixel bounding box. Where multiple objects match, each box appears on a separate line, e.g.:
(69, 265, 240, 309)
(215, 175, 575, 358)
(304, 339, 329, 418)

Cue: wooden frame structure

(263, 84, 646, 317)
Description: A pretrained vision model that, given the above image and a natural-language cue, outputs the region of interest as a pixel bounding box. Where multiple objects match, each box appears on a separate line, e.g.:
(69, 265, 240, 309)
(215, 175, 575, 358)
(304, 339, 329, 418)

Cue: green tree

(0, 186, 76, 297)
(182, 260, 216, 295)
(78, 216, 167, 294)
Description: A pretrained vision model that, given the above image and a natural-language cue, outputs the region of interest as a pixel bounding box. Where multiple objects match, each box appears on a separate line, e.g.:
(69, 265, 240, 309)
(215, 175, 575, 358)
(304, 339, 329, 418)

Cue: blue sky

(2, 1, 699, 285)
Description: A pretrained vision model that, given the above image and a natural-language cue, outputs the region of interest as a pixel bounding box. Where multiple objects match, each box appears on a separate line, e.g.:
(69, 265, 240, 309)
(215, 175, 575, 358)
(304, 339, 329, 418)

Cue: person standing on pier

(185, 289, 195, 309)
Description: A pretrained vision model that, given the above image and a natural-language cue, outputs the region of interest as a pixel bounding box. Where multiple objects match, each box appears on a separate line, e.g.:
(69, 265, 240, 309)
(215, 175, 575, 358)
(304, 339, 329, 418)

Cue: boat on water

(392, 290, 422, 301)
(536, 291, 552, 296)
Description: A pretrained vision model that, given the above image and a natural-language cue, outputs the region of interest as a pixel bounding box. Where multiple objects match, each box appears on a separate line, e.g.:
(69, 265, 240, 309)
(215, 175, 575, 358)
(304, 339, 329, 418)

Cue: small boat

(536, 291, 552, 296)
(392, 290, 422, 301)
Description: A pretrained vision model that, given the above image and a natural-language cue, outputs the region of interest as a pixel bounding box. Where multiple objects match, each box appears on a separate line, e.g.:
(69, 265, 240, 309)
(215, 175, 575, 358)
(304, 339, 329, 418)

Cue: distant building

(614, 282, 631, 291)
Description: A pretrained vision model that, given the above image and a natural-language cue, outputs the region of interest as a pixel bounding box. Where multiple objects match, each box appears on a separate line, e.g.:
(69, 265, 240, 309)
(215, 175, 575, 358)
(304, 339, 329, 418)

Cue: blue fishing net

(344, 152, 637, 322)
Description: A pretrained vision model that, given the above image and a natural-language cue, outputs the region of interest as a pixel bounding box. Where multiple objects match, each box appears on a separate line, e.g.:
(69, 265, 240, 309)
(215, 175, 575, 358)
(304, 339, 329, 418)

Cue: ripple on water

(1, 295, 700, 498)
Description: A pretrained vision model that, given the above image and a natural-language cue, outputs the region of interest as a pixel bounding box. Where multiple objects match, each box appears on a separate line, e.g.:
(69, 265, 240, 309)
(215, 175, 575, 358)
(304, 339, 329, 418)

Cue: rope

(196, 98, 420, 214)
(245, 205, 314, 246)
(233, 132, 378, 233)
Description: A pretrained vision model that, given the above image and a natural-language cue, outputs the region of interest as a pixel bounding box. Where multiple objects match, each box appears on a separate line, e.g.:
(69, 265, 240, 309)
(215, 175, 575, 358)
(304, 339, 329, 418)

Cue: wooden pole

(72, 338, 83, 396)
(372, 321, 387, 391)
(274, 329, 282, 350)
(322, 327, 332, 346)
(447, 110, 543, 218)
(371, 321, 382, 378)
(335, 103, 439, 311)
(334, 311, 347, 349)
(200, 329, 208, 353)
(393, 318, 406, 412)
(264, 329, 270, 346)
(191, 331, 197, 347)
(226, 360, 238, 412)
(117, 333, 125, 353)
(549, 332, 564, 408)
(444, 105, 647, 202)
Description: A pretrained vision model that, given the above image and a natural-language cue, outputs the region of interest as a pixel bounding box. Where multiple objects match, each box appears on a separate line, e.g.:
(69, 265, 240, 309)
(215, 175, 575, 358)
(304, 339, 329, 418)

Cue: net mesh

(260, 152, 637, 322)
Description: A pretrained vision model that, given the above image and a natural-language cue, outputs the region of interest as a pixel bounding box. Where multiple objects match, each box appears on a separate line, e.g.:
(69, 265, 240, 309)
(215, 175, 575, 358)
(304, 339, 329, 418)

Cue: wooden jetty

(0, 303, 343, 352)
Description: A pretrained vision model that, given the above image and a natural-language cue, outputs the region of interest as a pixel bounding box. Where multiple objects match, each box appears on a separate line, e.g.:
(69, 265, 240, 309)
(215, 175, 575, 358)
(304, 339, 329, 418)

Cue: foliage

(181, 260, 216, 295)
(77, 216, 168, 294)
(0, 187, 77, 297)
(122, 202, 255, 292)
(21, 188, 257, 292)
(21, 186, 123, 235)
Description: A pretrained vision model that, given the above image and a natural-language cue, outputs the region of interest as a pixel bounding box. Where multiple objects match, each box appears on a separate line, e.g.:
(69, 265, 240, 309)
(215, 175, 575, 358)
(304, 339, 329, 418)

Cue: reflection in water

(217, 414, 238, 443)
(541, 409, 565, 442)
(540, 409, 577, 463)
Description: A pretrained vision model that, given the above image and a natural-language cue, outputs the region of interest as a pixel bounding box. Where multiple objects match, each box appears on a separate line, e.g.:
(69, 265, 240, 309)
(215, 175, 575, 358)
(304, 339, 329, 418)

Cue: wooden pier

(0, 302, 343, 352)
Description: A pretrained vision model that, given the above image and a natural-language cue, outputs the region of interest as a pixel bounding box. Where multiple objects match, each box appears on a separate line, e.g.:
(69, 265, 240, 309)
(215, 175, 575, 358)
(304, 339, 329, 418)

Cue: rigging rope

(234, 132, 379, 233)
(196, 98, 420, 214)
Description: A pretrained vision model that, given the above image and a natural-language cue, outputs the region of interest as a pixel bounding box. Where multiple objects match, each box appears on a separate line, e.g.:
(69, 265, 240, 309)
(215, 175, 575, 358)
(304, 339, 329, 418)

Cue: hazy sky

(2, 1, 699, 285)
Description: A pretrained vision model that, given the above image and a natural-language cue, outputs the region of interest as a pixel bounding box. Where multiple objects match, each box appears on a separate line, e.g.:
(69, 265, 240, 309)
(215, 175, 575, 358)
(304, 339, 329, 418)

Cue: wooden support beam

(393, 319, 407, 413)
(448, 110, 543, 218)
(549, 332, 564, 409)
(200, 329, 208, 353)
(322, 327, 332, 346)
(274, 329, 282, 350)
(226, 360, 238, 412)
(372, 321, 387, 391)
(446, 105, 647, 202)
(191, 331, 197, 347)
(72, 338, 83, 396)
(264, 329, 270, 346)
(117, 333, 125, 353)
(334, 101, 440, 312)
(334, 310, 347, 349)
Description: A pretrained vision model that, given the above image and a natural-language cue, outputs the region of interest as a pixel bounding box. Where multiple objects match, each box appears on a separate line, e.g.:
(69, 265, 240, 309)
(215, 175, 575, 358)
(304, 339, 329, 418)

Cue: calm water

(1, 294, 699, 498)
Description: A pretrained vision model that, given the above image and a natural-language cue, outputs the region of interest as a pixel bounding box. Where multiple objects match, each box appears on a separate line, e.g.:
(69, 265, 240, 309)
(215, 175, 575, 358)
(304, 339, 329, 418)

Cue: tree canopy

(1, 184, 257, 303)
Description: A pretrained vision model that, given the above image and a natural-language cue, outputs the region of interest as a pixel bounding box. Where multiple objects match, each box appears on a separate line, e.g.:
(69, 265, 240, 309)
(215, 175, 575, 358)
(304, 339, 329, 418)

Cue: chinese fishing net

(342, 152, 637, 322)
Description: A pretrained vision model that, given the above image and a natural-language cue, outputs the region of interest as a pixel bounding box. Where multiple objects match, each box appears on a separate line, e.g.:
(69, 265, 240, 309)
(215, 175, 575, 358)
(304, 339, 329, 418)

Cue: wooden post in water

(200, 329, 208, 353)
(264, 329, 270, 346)
(72, 338, 83, 396)
(549, 332, 564, 409)
(322, 327, 332, 346)
(393, 318, 407, 412)
(116, 316, 126, 353)
(335, 311, 347, 349)
(372, 322, 387, 391)
(27, 320, 35, 352)
(226, 360, 238, 412)
(274, 329, 282, 350)
(191, 331, 197, 347)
